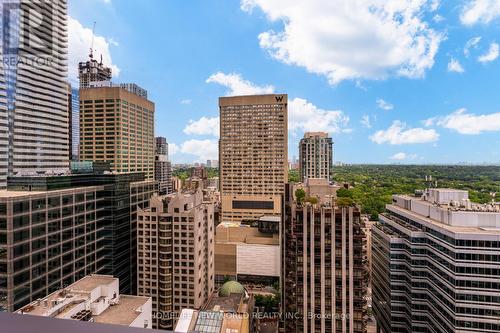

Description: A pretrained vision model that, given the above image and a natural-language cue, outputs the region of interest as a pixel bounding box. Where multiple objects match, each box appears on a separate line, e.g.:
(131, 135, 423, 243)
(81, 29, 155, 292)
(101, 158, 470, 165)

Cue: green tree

(336, 187, 354, 198)
(288, 169, 300, 183)
(295, 188, 306, 203)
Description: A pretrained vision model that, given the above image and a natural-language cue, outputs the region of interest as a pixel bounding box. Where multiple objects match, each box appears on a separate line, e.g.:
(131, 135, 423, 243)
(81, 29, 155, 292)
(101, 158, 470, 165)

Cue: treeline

(172, 167, 219, 180)
(332, 165, 500, 220)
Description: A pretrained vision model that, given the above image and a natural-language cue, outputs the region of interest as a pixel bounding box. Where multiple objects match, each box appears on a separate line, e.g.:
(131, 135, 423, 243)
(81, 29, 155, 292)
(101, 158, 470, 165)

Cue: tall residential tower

(219, 94, 288, 223)
(299, 132, 333, 182)
(0, 0, 69, 187)
(283, 179, 368, 333)
(155, 137, 172, 195)
(137, 190, 215, 330)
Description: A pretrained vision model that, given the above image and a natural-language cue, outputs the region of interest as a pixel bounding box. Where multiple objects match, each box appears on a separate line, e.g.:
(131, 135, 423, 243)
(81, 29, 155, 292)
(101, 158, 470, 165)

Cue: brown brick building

(219, 94, 288, 223)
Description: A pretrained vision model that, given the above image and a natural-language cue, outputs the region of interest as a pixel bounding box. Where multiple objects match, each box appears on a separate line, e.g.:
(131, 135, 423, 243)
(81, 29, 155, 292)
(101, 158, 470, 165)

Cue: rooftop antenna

(89, 21, 96, 59)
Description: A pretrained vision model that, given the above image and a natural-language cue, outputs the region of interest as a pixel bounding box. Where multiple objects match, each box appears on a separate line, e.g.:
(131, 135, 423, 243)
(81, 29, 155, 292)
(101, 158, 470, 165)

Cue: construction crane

(89, 21, 96, 59)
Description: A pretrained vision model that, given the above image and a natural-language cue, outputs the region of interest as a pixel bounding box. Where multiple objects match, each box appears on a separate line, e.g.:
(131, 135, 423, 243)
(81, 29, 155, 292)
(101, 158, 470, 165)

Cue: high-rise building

(372, 189, 500, 333)
(137, 190, 215, 330)
(283, 179, 368, 333)
(0, 43, 8, 189)
(219, 94, 288, 223)
(120, 83, 148, 99)
(1, 0, 69, 181)
(16, 275, 153, 329)
(299, 132, 333, 182)
(0, 166, 156, 312)
(79, 86, 155, 180)
(70, 88, 80, 161)
(155, 137, 172, 195)
(78, 57, 112, 88)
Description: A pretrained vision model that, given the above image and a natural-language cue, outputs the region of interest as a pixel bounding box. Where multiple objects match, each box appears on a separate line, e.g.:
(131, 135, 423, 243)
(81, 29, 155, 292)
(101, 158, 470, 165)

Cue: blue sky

(69, 0, 500, 164)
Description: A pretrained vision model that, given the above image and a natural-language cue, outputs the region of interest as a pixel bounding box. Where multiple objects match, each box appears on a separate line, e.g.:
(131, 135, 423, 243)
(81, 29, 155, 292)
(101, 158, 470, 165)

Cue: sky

(68, 0, 500, 165)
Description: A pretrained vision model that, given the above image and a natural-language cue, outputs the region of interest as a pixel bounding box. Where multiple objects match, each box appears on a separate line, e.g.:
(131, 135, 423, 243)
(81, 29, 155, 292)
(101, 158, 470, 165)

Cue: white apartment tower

(299, 132, 333, 182)
(0, 0, 69, 188)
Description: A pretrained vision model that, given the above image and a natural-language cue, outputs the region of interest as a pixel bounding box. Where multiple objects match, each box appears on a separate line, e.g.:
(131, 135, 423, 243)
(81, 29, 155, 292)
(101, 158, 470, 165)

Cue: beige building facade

(137, 190, 215, 330)
(219, 94, 288, 223)
(79, 87, 155, 179)
(214, 220, 280, 285)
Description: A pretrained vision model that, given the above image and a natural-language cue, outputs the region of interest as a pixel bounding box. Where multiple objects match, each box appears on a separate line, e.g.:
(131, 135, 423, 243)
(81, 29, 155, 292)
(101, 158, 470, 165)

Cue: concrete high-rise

(1, 0, 69, 184)
(283, 179, 368, 333)
(155, 137, 172, 195)
(0, 44, 8, 189)
(78, 57, 112, 88)
(137, 190, 215, 330)
(79, 86, 155, 179)
(372, 189, 500, 333)
(219, 94, 288, 223)
(299, 132, 333, 182)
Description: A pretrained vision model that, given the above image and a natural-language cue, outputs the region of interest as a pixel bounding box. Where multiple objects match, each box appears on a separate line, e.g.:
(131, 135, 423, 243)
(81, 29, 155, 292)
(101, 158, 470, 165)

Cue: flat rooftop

(70, 275, 116, 292)
(94, 295, 150, 326)
(387, 204, 500, 236)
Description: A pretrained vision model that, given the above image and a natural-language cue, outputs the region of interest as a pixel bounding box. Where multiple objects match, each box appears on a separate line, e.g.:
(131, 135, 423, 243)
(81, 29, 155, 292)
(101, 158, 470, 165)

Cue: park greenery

(332, 165, 500, 220)
(172, 167, 219, 180)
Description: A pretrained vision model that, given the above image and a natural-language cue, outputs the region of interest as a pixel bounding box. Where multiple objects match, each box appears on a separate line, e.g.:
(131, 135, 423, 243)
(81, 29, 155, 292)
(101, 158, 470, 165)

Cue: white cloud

(180, 99, 192, 105)
(68, 17, 120, 85)
(289, 98, 350, 134)
(169, 143, 180, 155)
(464, 36, 481, 57)
(183, 116, 220, 137)
(206, 72, 274, 96)
(107, 38, 119, 47)
(377, 98, 394, 111)
(370, 121, 439, 145)
(478, 42, 499, 63)
(430, 0, 441, 11)
(433, 14, 445, 23)
(206, 72, 350, 135)
(430, 108, 500, 134)
(361, 115, 372, 128)
(460, 0, 500, 26)
(391, 152, 417, 161)
(447, 59, 465, 73)
(180, 139, 218, 161)
(242, 0, 443, 84)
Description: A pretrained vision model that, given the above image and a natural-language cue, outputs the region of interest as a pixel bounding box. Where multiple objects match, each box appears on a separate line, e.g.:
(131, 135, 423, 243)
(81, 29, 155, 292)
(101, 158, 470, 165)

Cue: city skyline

(67, 0, 500, 165)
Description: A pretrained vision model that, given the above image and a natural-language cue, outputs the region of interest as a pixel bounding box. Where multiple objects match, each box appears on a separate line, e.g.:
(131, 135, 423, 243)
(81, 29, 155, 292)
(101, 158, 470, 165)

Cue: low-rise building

(174, 281, 253, 333)
(215, 216, 280, 286)
(16, 275, 152, 329)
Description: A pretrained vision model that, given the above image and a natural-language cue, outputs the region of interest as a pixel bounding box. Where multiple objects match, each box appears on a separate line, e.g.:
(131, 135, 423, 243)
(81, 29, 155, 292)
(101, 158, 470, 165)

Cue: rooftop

(94, 295, 150, 326)
(17, 275, 151, 327)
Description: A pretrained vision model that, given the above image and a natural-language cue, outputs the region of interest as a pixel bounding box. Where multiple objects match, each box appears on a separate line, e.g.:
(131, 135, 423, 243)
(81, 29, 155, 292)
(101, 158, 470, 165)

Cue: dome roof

(218, 281, 245, 297)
